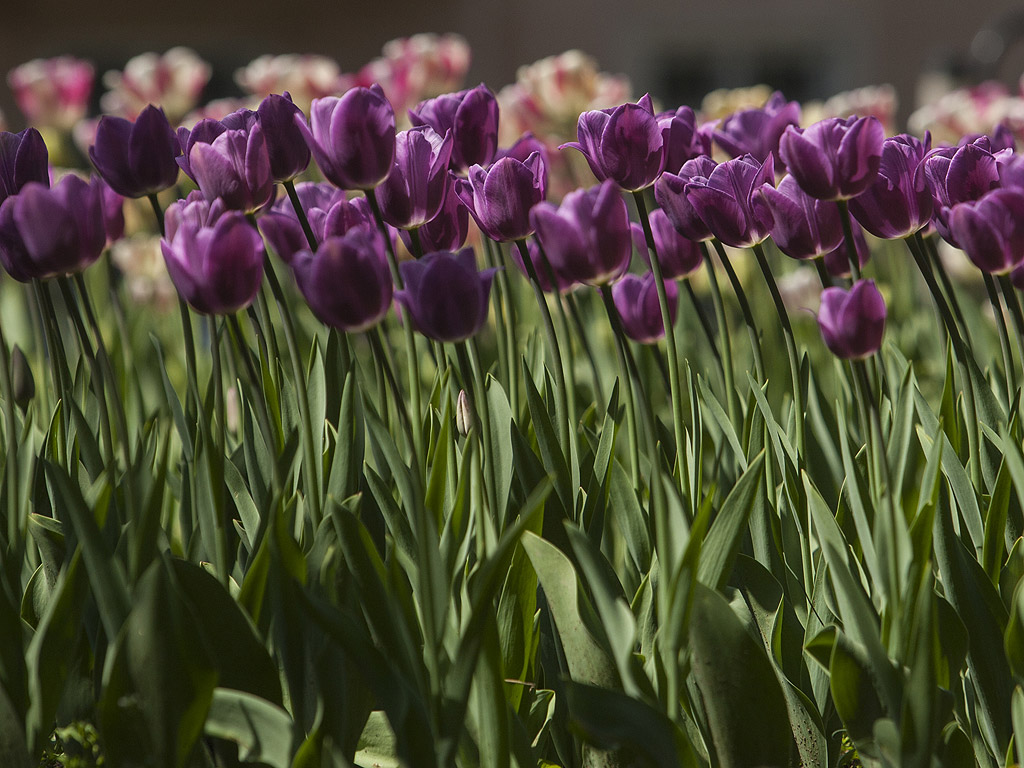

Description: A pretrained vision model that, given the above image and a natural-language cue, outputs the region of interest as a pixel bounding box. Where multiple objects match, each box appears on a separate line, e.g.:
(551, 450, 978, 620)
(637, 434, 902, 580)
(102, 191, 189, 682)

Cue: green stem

(489, 239, 519, 417)
(263, 254, 323, 526)
(482, 240, 510, 405)
(365, 187, 424, 467)
(836, 200, 862, 281)
(599, 285, 641, 487)
(813, 258, 834, 289)
(368, 326, 417, 461)
(632, 190, 688, 491)
(209, 317, 229, 584)
(923, 235, 968, 334)
(712, 239, 766, 381)
(906, 235, 983, 491)
(0, 315, 20, 545)
(983, 272, 1016, 407)
(460, 340, 500, 522)
(565, 290, 606, 409)
(408, 227, 424, 259)
(514, 238, 570, 451)
(751, 241, 805, 458)
(699, 241, 738, 425)
(998, 274, 1024, 400)
(282, 179, 318, 250)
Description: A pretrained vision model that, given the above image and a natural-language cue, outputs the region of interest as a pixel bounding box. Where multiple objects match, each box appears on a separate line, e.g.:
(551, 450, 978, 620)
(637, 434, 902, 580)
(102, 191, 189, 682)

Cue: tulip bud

(11, 344, 34, 410)
(456, 389, 472, 436)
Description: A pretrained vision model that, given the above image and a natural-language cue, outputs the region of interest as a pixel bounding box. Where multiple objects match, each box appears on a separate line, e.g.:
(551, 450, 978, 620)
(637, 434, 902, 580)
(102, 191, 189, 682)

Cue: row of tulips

(2, 58, 1024, 768)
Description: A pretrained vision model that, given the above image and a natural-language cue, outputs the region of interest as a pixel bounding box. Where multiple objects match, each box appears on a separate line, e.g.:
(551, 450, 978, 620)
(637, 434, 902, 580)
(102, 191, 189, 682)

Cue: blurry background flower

(101, 47, 211, 123)
(235, 54, 343, 115)
(7, 56, 93, 132)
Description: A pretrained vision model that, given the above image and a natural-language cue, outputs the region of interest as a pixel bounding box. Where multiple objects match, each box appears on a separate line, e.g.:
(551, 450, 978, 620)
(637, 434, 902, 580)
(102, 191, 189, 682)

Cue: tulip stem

(408, 227, 424, 259)
(282, 179, 318, 250)
(147, 193, 165, 236)
(208, 317, 230, 584)
(836, 200, 861, 281)
(632, 190, 688, 495)
(983, 272, 1017, 407)
(599, 285, 642, 488)
(486, 239, 519, 416)
(369, 326, 417, 463)
(482, 240, 511, 409)
(813, 259, 834, 289)
(712, 239, 766, 382)
(515, 238, 571, 452)
(0, 316, 20, 545)
(565, 291, 606, 410)
(905, 235, 983, 491)
(699, 241, 739, 426)
(365, 187, 425, 469)
(32, 280, 72, 448)
(752, 242, 805, 459)
(997, 274, 1024, 401)
(922, 235, 968, 334)
(462, 340, 500, 525)
(263, 254, 323, 527)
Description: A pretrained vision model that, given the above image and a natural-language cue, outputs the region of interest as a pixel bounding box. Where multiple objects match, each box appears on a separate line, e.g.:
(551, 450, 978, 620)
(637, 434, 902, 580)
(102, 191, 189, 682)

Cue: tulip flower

(494, 133, 548, 165)
(256, 92, 311, 182)
(509, 238, 574, 293)
(8, 56, 94, 131)
(684, 154, 775, 248)
(409, 84, 499, 172)
(0, 175, 105, 282)
(654, 155, 718, 242)
(658, 106, 712, 174)
(0, 128, 49, 204)
(760, 174, 843, 260)
(817, 279, 886, 359)
(561, 94, 666, 191)
(778, 115, 884, 200)
(613, 272, 679, 343)
(291, 226, 392, 331)
(848, 133, 933, 239)
(260, 183, 375, 263)
(630, 208, 702, 278)
(296, 85, 396, 190)
(395, 248, 497, 341)
(948, 187, 1024, 275)
(398, 174, 469, 254)
(377, 126, 453, 229)
(89, 105, 181, 198)
(181, 119, 274, 213)
(713, 91, 800, 165)
(530, 180, 631, 286)
(161, 195, 265, 314)
(923, 137, 1001, 242)
(454, 151, 547, 241)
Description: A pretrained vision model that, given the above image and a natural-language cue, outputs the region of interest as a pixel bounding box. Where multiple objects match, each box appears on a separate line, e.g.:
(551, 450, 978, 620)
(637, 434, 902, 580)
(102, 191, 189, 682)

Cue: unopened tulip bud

(456, 389, 472, 436)
(11, 344, 34, 410)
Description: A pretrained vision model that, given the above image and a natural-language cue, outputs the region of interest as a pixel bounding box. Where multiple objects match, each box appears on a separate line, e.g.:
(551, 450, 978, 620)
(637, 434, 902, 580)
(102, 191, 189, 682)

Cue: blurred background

(2, 0, 1023, 132)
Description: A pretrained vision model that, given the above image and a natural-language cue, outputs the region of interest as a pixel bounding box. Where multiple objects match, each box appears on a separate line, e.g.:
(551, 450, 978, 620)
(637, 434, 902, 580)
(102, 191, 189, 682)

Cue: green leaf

(524, 361, 573, 513)
(1013, 687, 1024, 768)
(487, 375, 515, 520)
(0, 682, 30, 768)
(521, 531, 618, 690)
(354, 711, 400, 768)
(1007, 579, 1024, 679)
(698, 451, 765, 590)
(688, 582, 792, 768)
(204, 688, 295, 767)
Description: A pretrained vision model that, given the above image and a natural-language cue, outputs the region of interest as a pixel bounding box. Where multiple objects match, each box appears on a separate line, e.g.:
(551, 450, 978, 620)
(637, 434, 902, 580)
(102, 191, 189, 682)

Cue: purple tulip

(181, 119, 274, 213)
(760, 174, 843, 260)
(713, 91, 801, 165)
(630, 208, 702, 278)
(1010, 261, 1024, 292)
(923, 137, 1001, 243)
(654, 155, 718, 242)
(453, 151, 547, 242)
(0, 175, 105, 282)
(256, 92, 311, 181)
(297, 85, 396, 190)
(398, 174, 469, 254)
(561, 94, 666, 192)
(161, 194, 265, 314)
(684, 154, 775, 248)
(0, 128, 49, 204)
(613, 271, 679, 343)
(823, 224, 870, 278)
(260, 183, 374, 263)
(778, 115, 884, 200)
(395, 248, 497, 341)
(98, 178, 125, 244)
(658, 106, 712, 175)
(89, 104, 181, 198)
(948, 187, 1024, 275)
(530, 180, 631, 286)
(377, 126, 453, 229)
(848, 133, 933, 240)
(409, 84, 499, 173)
(509, 238, 573, 293)
(291, 226, 392, 331)
(817, 279, 886, 359)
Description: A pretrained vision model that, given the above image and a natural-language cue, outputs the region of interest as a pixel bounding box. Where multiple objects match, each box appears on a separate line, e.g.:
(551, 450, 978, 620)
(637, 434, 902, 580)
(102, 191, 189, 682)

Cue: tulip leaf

(698, 451, 765, 590)
(486, 375, 514, 520)
(688, 582, 792, 768)
(204, 688, 295, 767)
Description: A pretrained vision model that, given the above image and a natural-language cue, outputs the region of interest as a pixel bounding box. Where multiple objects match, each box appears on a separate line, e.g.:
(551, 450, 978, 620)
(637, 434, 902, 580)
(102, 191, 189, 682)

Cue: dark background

(1, 0, 1022, 128)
